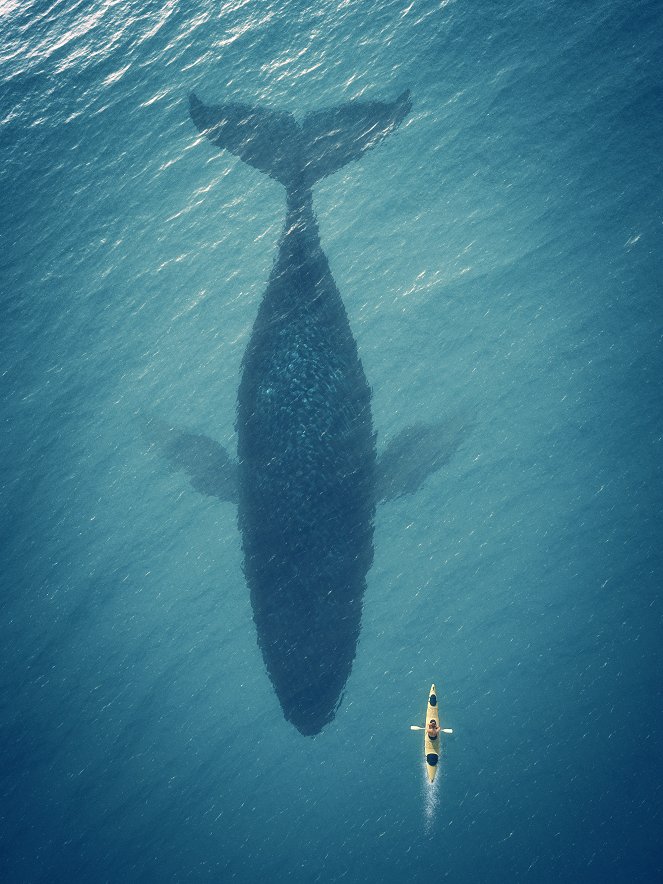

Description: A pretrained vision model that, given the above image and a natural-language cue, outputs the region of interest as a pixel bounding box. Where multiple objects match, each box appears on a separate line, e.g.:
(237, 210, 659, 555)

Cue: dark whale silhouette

(146, 90, 466, 735)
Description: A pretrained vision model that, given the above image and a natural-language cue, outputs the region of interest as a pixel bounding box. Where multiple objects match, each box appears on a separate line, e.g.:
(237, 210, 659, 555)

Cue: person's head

(429, 719, 436, 726)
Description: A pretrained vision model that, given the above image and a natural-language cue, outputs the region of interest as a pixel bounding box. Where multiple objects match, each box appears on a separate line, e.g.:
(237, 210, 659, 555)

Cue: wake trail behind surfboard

(423, 766, 439, 835)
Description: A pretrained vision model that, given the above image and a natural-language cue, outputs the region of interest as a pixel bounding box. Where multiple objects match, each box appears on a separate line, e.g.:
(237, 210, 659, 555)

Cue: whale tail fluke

(189, 89, 411, 190)
(300, 89, 411, 187)
(189, 93, 299, 187)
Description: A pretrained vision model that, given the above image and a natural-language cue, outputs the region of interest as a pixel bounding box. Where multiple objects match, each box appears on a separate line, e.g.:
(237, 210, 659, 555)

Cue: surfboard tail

(189, 89, 411, 191)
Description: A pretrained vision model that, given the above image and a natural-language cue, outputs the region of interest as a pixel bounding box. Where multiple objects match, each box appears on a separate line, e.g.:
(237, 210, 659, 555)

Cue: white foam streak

(422, 764, 439, 836)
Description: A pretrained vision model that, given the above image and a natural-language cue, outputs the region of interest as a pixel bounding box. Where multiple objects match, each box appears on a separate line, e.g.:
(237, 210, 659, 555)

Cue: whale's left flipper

(142, 417, 238, 504)
(376, 418, 470, 503)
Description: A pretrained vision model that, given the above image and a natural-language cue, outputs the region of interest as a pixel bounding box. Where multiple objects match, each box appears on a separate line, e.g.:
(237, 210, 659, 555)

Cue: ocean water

(1, 0, 662, 881)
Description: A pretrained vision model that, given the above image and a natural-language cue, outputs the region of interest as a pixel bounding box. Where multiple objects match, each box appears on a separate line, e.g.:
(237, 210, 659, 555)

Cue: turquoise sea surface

(1, 1, 662, 881)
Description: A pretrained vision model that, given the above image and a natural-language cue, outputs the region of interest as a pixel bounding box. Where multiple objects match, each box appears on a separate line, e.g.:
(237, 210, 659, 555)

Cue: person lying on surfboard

(427, 720, 441, 740)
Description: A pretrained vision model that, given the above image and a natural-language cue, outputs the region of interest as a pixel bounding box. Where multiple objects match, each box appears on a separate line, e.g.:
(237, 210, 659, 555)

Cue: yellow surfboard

(425, 683, 440, 782)
(411, 683, 452, 778)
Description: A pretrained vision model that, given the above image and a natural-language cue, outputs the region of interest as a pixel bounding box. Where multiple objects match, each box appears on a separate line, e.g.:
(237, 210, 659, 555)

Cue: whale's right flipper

(142, 416, 238, 504)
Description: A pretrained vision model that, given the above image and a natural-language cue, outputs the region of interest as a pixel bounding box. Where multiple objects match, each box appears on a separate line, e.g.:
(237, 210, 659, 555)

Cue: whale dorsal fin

(300, 89, 412, 187)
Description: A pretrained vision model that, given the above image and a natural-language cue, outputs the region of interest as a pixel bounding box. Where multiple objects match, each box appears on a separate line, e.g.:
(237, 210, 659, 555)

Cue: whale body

(148, 90, 465, 735)
(189, 90, 410, 735)
(235, 190, 379, 736)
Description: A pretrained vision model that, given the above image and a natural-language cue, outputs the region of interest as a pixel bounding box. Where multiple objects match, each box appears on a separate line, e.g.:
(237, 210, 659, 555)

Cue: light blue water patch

(1, 0, 662, 881)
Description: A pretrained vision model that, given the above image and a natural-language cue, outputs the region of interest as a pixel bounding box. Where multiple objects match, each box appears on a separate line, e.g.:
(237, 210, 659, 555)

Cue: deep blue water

(2, 0, 662, 881)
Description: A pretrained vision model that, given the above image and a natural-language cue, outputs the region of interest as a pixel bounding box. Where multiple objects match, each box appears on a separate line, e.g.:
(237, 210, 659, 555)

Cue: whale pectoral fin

(376, 417, 469, 503)
(301, 89, 412, 185)
(189, 92, 299, 186)
(142, 416, 238, 504)
(164, 430, 238, 503)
